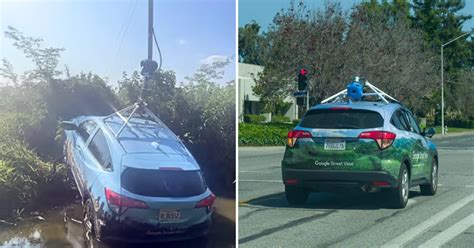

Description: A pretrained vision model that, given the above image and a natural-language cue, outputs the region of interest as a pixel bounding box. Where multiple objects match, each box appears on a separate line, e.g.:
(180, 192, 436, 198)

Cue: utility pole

(148, 0, 153, 60)
(440, 32, 471, 135)
(140, 0, 158, 99)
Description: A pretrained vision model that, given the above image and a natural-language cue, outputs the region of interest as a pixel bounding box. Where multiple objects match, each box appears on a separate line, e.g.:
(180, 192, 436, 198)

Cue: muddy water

(0, 198, 235, 248)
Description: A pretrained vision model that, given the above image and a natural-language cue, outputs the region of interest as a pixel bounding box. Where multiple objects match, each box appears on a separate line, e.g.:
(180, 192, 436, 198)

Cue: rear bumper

(282, 168, 398, 191)
(100, 218, 211, 243)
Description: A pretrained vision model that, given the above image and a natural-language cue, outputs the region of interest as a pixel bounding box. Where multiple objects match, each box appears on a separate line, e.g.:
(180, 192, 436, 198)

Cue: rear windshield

(121, 168, 207, 197)
(299, 109, 383, 129)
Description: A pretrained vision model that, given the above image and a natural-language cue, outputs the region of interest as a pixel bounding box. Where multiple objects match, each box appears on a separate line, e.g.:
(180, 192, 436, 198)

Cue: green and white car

(282, 101, 438, 208)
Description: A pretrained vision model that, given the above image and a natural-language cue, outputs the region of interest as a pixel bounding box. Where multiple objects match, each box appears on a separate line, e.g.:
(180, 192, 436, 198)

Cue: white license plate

(159, 210, 181, 221)
(324, 139, 346, 150)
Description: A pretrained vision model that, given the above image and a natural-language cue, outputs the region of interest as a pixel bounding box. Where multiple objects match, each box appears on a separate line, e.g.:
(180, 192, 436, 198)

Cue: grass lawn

(433, 126, 474, 134)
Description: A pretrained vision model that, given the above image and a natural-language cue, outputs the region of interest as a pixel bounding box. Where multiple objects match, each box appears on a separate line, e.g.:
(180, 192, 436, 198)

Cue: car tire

(83, 198, 101, 248)
(390, 163, 409, 209)
(285, 186, 309, 205)
(420, 159, 438, 196)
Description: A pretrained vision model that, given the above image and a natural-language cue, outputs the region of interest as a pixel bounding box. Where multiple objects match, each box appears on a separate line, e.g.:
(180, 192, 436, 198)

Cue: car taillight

(373, 181, 391, 187)
(358, 131, 396, 150)
(195, 193, 216, 208)
(105, 188, 148, 209)
(287, 130, 312, 148)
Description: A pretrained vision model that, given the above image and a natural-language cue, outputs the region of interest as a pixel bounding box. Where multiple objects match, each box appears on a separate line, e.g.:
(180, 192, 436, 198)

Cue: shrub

(243, 114, 266, 123)
(271, 115, 291, 123)
(0, 113, 70, 218)
(239, 123, 294, 146)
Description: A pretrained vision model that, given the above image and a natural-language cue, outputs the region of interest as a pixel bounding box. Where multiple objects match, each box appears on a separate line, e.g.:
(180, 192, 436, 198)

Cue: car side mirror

(423, 127, 435, 138)
(61, 121, 77, 131)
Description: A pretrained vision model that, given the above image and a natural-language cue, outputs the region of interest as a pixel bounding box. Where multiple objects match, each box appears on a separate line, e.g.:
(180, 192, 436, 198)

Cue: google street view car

(282, 78, 438, 208)
(62, 102, 215, 244)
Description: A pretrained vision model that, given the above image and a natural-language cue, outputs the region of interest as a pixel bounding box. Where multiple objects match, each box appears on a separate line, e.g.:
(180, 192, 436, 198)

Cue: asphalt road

(238, 133, 474, 247)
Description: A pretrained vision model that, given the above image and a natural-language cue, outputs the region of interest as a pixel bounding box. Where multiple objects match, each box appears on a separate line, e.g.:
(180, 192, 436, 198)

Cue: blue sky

(0, 0, 236, 86)
(239, 0, 474, 32)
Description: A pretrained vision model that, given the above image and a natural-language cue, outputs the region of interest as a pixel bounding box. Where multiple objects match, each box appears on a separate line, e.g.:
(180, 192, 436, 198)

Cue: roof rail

(104, 101, 166, 138)
(321, 78, 398, 104)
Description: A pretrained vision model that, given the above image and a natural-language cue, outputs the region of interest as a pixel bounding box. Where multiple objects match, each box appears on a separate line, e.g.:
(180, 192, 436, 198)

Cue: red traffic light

(299, 68, 308, 76)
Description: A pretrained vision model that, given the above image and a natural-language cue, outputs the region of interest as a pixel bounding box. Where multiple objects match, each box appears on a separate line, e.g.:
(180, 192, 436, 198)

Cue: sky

(0, 0, 236, 86)
(239, 0, 474, 32)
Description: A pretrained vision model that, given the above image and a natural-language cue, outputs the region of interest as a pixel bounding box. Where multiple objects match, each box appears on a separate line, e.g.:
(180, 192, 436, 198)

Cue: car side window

(78, 121, 97, 142)
(88, 129, 112, 171)
(391, 109, 410, 131)
(405, 111, 421, 135)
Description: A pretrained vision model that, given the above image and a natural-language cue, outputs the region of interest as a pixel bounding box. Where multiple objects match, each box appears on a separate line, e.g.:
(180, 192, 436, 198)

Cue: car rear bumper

(100, 218, 211, 243)
(282, 168, 398, 191)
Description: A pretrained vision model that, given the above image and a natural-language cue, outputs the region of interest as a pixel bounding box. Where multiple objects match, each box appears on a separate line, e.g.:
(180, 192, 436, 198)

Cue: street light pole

(440, 32, 471, 135)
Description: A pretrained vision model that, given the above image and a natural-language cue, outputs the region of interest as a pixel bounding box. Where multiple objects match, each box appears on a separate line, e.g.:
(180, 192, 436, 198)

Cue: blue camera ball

(347, 82, 363, 101)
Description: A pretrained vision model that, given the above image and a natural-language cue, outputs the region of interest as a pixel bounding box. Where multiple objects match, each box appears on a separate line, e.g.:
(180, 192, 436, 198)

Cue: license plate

(324, 139, 346, 150)
(159, 210, 181, 221)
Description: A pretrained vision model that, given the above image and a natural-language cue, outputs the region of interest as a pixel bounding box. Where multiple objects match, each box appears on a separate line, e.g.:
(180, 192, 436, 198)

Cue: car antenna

(320, 76, 398, 104)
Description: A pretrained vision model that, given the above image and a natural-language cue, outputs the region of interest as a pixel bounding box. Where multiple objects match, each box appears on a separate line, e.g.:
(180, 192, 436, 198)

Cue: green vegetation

(0, 27, 235, 218)
(271, 115, 291, 124)
(434, 126, 474, 134)
(243, 114, 266, 123)
(239, 123, 294, 146)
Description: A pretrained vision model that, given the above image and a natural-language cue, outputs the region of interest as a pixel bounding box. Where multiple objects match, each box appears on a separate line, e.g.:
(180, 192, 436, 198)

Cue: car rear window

(121, 168, 207, 197)
(299, 109, 383, 129)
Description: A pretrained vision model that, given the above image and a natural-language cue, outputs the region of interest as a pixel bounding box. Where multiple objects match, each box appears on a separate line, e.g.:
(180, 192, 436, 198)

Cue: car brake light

(195, 193, 216, 208)
(285, 179, 298, 185)
(358, 131, 396, 150)
(373, 181, 391, 187)
(287, 130, 312, 148)
(105, 188, 148, 209)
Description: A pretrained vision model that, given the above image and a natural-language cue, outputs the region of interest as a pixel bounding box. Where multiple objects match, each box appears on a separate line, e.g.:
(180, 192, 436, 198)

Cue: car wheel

(420, 159, 438, 196)
(390, 163, 409, 209)
(83, 199, 100, 248)
(285, 186, 309, 205)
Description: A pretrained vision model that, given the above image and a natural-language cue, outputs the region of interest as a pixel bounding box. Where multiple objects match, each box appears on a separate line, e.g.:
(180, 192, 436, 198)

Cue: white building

(238, 63, 297, 122)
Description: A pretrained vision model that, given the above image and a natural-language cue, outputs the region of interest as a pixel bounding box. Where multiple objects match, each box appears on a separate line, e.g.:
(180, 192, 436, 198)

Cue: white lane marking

(382, 193, 474, 248)
(240, 171, 275, 174)
(437, 184, 443, 187)
(239, 179, 281, 183)
(466, 185, 474, 188)
(419, 213, 474, 248)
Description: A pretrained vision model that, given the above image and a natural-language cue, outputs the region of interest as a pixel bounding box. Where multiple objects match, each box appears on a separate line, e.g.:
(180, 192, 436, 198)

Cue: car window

(299, 109, 384, 129)
(391, 109, 410, 131)
(405, 111, 421, 134)
(88, 129, 112, 170)
(78, 120, 97, 142)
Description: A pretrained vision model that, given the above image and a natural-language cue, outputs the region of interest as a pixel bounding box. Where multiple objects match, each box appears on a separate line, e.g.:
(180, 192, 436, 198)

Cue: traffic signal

(297, 68, 308, 91)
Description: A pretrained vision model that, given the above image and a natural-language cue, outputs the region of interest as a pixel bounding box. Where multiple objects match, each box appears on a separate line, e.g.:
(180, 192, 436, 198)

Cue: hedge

(239, 123, 295, 146)
(271, 115, 291, 124)
(243, 114, 266, 123)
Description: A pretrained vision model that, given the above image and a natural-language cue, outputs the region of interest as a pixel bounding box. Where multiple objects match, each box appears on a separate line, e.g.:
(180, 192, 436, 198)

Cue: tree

(253, 1, 437, 114)
(238, 21, 266, 65)
(3, 26, 64, 82)
(411, 0, 473, 119)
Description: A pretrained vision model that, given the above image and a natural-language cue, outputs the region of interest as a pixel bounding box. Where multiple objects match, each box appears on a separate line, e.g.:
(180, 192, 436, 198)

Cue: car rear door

(404, 110, 430, 180)
(81, 127, 115, 196)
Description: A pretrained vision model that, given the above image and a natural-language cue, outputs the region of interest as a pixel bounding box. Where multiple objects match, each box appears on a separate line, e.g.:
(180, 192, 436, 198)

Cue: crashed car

(62, 103, 215, 244)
